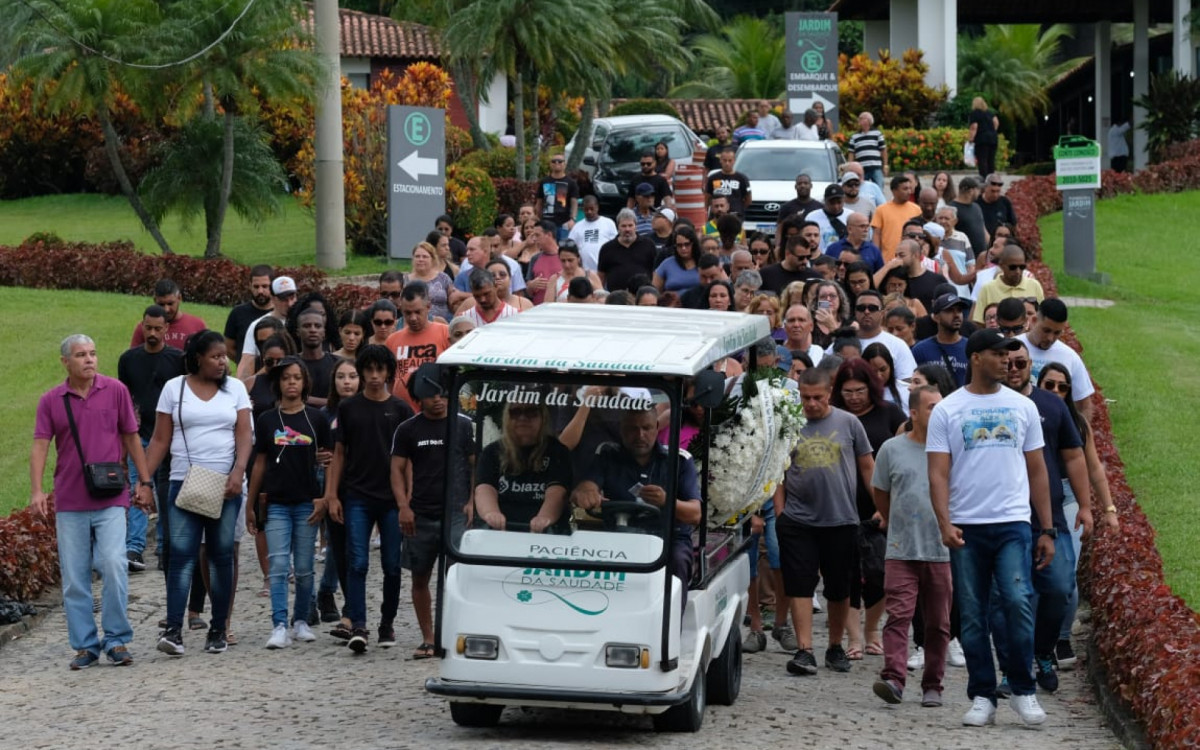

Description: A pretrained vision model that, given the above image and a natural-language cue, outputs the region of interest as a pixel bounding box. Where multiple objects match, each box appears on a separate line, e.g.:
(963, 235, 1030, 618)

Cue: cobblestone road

(0, 542, 1120, 750)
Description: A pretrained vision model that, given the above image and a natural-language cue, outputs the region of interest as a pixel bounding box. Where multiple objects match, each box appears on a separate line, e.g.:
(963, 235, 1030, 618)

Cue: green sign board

(1052, 136, 1101, 191)
(785, 12, 839, 132)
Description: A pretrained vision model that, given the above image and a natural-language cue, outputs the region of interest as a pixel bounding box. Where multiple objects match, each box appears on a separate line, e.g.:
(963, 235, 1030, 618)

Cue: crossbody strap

(177, 377, 193, 465)
(61, 392, 90, 466)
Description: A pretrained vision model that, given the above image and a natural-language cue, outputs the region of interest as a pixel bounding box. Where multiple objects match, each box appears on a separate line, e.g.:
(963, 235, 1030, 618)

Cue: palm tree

(959, 24, 1085, 129)
(9, 0, 175, 254)
(669, 16, 786, 99)
(153, 0, 321, 257)
(445, 0, 618, 181)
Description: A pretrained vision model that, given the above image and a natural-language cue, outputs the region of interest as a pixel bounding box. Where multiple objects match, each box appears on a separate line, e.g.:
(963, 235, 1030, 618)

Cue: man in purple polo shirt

(32, 334, 153, 670)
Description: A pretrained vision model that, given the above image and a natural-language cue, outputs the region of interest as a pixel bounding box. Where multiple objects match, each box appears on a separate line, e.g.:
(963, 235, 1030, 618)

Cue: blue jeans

(748, 502, 781, 580)
(164, 480, 240, 631)
(56, 507, 132, 655)
(990, 529, 1076, 666)
(949, 522, 1036, 700)
(344, 496, 402, 630)
(864, 165, 885, 189)
(265, 503, 317, 627)
(126, 436, 170, 555)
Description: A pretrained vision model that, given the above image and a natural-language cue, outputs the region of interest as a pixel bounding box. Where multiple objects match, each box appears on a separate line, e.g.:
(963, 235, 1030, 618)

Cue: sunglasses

(751, 249, 770, 256)
(856, 303, 882, 313)
(1043, 381, 1071, 394)
(675, 241, 693, 249)
(641, 162, 655, 167)
(1007, 358, 1029, 370)
(998, 324, 1025, 334)
(374, 318, 395, 327)
(386, 291, 403, 300)
(902, 232, 924, 240)
(263, 357, 279, 369)
(551, 158, 565, 163)
(508, 406, 540, 419)
(1006, 264, 1027, 271)
(988, 182, 1004, 187)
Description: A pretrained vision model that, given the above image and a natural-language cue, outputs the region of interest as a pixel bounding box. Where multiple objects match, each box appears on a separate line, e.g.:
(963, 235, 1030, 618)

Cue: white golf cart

(421, 305, 771, 732)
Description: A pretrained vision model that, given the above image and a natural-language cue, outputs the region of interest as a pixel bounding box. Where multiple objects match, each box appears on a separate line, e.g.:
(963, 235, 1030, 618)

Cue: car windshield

(735, 147, 836, 182)
(600, 128, 688, 166)
(451, 376, 683, 568)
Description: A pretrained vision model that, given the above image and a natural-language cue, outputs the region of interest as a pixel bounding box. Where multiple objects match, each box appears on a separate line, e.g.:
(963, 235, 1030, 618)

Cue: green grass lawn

(0, 288, 233, 517)
(1040, 191, 1200, 608)
(0, 193, 404, 277)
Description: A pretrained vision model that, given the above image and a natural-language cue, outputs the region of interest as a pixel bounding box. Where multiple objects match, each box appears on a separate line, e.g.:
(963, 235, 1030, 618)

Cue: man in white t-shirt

(926, 329, 1056, 729)
(846, 289, 917, 380)
(1016, 298, 1095, 424)
(567, 196, 617, 271)
(237, 276, 297, 379)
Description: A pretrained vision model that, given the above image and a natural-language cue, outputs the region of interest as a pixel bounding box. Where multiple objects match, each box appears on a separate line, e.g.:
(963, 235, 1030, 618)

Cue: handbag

(62, 393, 125, 499)
(963, 141, 977, 168)
(174, 379, 227, 519)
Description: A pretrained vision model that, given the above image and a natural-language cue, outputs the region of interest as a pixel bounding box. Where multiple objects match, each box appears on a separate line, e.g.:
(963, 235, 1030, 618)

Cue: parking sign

(387, 106, 445, 260)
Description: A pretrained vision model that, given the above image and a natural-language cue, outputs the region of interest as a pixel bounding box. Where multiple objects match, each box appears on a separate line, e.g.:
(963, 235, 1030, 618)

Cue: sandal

(845, 645, 864, 660)
(225, 631, 239, 646)
(413, 643, 435, 660)
(329, 623, 352, 641)
(188, 616, 208, 631)
(866, 641, 885, 656)
(257, 576, 270, 598)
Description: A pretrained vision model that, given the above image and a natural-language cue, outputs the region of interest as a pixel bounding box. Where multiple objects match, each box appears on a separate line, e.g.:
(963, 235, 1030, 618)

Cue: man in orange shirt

(385, 281, 450, 412)
(870, 175, 922, 263)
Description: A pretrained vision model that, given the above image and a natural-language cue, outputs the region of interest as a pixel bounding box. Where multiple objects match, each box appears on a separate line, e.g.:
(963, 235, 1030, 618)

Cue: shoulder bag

(174, 378, 228, 519)
(62, 393, 126, 499)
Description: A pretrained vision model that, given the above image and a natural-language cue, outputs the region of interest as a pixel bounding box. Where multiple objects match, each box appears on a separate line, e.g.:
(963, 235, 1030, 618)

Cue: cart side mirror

(409, 363, 446, 400)
(689, 370, 726, 409)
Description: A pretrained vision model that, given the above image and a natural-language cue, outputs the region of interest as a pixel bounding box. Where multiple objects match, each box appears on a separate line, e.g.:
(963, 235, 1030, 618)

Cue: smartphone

(819, 300, 832, 310)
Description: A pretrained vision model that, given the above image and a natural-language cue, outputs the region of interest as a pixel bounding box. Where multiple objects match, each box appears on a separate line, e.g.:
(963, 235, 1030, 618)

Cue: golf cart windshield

(452, 374, 683, 570)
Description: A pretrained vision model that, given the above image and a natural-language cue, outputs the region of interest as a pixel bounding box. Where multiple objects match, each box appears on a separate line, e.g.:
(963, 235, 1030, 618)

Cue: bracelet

(1104, 505, 1117, 514)
(138, 480, 153, 488)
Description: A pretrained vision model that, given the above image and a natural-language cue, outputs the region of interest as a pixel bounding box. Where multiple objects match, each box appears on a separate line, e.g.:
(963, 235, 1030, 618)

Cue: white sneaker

(947, 638, 966, 667)
(907, 646, 925, 671)
(292, 621, 317, 642)
(265, 624, 292, 649)
(812, 595, 823, 613)
(1010, 693, 1047, 725)
(962, 696, 997, 726)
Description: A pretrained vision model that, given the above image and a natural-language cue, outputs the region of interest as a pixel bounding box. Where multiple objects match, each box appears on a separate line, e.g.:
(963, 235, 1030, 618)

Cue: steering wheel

(585, 500, 662, 530)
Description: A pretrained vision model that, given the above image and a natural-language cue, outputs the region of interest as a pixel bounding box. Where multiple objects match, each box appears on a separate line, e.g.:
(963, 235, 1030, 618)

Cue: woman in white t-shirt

(146, 330, 252, 657)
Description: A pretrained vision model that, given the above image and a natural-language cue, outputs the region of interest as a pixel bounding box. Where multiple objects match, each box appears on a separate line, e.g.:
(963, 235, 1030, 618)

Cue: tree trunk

(207, 103, 237, 259)
(451, 59, 490, 151)
(529, 70, 541, 182)
(99, 108, 173, 255)
(513, 67, 526, 182)
(566, 94, 595, 173)
(202, 80, 219, 252)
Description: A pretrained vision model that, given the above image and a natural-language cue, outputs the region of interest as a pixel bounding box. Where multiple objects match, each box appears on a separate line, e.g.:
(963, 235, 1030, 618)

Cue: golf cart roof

(438, 306, 769, 377)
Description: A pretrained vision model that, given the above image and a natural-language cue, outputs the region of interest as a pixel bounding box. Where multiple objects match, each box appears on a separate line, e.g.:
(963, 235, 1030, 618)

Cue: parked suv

(732, 140, 844, 236)
(565, 115, 705, 216)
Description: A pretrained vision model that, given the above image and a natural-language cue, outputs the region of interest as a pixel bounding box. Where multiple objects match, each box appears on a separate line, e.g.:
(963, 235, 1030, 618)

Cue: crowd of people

(30, 124, 1119, 731)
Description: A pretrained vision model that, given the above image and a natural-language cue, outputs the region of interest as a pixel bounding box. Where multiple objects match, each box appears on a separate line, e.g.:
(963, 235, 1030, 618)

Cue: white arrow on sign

(787, 91, 837, 115)
(398, 150, 439, 181)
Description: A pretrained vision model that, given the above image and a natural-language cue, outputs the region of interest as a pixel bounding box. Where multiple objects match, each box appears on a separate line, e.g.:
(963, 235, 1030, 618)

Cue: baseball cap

(931, 292, 970, 314)
(839, 172, 861, 185)
(655, 207, 677, 223)
(965, 329, 1022, 357)
(271, 276, 297, 296)
(824, 184, 845, 200)
(635, 182, 655, 196)
(923, 221, 945, 240)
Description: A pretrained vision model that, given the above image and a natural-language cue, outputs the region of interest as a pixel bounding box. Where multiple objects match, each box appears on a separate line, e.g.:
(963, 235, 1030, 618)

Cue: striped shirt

(848, 130, 887, 169)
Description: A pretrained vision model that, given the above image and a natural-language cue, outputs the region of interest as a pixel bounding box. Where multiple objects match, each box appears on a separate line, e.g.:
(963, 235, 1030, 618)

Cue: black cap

(966, 329, 1023, 357)
(931, 292, 970, 314)
(635, 182, 655, 196)
(825, 184, 845, 200)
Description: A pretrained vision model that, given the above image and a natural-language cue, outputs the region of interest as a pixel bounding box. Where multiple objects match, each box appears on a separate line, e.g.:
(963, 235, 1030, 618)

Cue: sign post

(387, 105, 445, 260)
(1052, 136, 1108, 283)
(785, 12, 839, 132)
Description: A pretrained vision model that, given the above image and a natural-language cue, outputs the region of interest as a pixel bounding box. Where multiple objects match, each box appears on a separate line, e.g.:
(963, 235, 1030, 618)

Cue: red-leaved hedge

(0, 502, 59, 602)
(1016, 140, 1200, 747)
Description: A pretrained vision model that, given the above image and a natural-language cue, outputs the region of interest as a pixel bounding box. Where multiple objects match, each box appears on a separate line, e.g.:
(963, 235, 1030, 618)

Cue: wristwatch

(1104, 505, 1118, 514)
(1039, 528, 1058, 539)
(138, 480, 153, 488)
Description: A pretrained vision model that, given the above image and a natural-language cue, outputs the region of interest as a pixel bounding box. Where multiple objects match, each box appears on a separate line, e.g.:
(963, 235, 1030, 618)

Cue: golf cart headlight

(595, 180, 619, 195)
(462, 635, 499, 660)
(605, 643, 642, 668)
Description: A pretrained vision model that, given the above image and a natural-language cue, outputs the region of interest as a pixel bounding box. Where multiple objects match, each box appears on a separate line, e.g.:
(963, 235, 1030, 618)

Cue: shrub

(838, 49, 950, 128)
(0, 504, 59, 601)
(446, 164, 497, 236)
(492, 178, 538, 216)
(834, 127, 1010, 173)
(607, 98, 682, 120)
(445, 124, 473, 166)
(1133, 71, 1200, 163)
(458, 147, 551, 180)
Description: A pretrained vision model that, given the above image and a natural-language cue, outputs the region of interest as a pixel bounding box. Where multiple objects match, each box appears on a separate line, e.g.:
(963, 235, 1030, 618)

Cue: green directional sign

(1053, 136, 1101, 191)
(785, 12, 840, 132)
(388, 106, 445, 260)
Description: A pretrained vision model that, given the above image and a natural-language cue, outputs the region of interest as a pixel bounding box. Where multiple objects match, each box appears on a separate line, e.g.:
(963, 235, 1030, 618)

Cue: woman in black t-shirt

(474, 402, 571, 533)
(967, 97, 1000, 179)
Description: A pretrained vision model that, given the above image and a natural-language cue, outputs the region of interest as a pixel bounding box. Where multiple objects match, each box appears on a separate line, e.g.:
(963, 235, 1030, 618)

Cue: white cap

(271, 276, 297, 296)
(922, 222, 945, 240)
(655, 207, 677, 223)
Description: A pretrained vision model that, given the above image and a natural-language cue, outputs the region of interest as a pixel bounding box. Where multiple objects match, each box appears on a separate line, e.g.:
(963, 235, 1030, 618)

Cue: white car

(732, 140, 844, 236)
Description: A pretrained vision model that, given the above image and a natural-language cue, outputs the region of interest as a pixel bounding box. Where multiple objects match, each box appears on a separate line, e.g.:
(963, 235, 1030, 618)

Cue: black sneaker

(1055, 638, 1077, 669)
(126, 551, 146, 572)
(348, 628, 369, 654)
(786, 648, 819, 676)
(378, 625, 397, 648)
(204, 630, 228, 654)
(996, 674, 1012, 699)
(825, 644, 852, 673)
(1035, 653, 1059, 692)
(318, 592, 340, 623)
(157, 627, 185, 656)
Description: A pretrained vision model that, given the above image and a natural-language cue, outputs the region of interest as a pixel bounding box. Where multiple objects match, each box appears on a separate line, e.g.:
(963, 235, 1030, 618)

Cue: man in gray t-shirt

(774, 369, 874, 677)
(871, 386, 952, 706)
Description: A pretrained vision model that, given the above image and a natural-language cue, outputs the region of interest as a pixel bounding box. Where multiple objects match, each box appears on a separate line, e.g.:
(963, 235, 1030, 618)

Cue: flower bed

(833, 127, 1011, 174)
(1014, 139, 1200, 746)
(0, 502, 59, 601)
